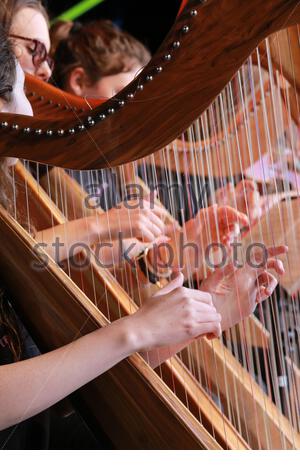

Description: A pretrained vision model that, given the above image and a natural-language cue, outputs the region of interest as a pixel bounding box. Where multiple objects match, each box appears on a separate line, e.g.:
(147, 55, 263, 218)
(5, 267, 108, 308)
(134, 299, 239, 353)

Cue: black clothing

(0, 303, 50, 450)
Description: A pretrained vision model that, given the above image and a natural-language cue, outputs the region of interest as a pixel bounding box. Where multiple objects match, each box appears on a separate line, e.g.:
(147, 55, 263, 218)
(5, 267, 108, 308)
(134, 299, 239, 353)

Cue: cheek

(16, 49, 35, 75)
(94, 81, 114, 99)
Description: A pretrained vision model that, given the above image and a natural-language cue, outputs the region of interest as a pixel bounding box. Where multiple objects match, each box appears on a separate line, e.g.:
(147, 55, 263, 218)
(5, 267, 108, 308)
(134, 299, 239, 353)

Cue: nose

(36, 61, 52, 82)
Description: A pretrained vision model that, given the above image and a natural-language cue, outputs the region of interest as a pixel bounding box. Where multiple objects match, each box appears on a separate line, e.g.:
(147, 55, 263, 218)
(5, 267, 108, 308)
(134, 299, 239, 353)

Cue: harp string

(9, 27, 300, 448)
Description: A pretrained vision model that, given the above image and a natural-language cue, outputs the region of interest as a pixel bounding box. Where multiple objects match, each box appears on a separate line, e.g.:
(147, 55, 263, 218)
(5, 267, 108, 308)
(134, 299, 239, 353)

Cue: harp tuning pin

(57, 129, 65, 136)
(190, 9, 198, 16)
(118, 100, 125, 107)
(11, 124, 19, 131)
(108, 108, 115, 114)
(46, 129, 53, 136)
(1, 122, 8, 128)
(24, 127, 31, 134)
(164, 53, 172, 61)
(78, 124, 85, 131)
(35, 129, 43, 135)
(99, 114, 106, 120)
(156, 66, 163, 73)
(172, 41, 180, 49)
(137, 84, 144, 91)
(182, 26, 189, 33)
(127, 93, 134, 99)
(87, 115, 95, 125)
(69, 128, 75, 135)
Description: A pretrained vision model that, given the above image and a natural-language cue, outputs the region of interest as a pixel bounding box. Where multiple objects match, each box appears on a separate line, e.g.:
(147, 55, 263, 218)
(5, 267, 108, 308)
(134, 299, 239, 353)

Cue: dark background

(45, 0, 182, 53)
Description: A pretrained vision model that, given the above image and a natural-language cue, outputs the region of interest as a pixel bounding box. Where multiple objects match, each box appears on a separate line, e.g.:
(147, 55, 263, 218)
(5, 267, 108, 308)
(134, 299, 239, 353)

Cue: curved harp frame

(0, 0, 299, 168)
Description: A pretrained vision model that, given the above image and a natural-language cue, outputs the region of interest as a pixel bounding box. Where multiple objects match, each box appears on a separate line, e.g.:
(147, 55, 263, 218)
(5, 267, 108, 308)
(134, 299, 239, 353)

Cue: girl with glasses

(1, 0, 52, 82)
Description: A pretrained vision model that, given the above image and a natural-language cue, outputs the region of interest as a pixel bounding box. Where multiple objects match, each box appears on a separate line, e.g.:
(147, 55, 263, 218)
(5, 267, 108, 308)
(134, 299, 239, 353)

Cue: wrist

(120, 313, 153, 352)
(106, 315, 143, 356)
(88, 213, 111, 242)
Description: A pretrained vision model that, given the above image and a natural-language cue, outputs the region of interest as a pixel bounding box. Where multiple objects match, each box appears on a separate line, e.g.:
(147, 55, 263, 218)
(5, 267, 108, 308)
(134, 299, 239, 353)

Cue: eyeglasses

(9, 34, 54, 72)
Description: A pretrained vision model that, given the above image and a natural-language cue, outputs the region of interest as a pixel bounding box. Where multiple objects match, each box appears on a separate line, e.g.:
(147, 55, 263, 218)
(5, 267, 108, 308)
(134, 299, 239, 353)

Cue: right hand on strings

(128, 273, 222, 351)
(214, 180, 262, 223)
(184, 204, 249, 247)
(101, 197, 173, 242)
(155, 204, 249, 280)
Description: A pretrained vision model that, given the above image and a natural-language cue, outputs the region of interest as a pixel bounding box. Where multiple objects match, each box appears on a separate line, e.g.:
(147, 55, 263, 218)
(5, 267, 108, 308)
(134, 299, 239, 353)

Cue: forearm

(0, 316, 135, 430)
(35, 216, 111, 262)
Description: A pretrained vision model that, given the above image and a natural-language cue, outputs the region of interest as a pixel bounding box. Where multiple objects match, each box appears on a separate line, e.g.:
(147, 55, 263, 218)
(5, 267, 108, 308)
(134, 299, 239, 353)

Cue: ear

(67, 67, 87, 96)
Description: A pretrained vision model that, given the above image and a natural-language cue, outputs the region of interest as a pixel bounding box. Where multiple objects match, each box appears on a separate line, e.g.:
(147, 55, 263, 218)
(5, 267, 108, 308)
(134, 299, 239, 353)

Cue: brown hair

(0, 0, 49, 32)
(0, 24, 23, 362)
(51, 20, 151, 90)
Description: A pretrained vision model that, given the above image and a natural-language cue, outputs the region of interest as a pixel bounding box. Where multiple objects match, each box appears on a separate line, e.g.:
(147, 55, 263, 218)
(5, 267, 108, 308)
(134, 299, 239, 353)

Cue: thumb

(154, 273, 184, 297)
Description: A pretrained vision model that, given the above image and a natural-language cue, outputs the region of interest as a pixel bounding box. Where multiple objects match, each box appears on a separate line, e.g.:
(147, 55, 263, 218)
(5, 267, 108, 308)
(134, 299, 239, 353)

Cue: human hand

(200, 245, 287, 331)
(215, 180, 262, 223)
(129, 273, 222, 351)
(103, 197, 170, 242)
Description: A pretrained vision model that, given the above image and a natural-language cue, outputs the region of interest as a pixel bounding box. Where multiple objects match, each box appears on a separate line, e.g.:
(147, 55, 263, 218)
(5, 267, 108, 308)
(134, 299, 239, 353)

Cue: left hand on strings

(200, 245, 287, 332)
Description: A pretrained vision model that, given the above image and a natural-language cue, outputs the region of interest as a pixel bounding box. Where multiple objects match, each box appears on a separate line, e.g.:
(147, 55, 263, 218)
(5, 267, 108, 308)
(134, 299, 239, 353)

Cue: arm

(35, 216, 104, 263)
(0, 315, 134, 431)
(0, 274, 221, 431)
(36, 198, 168, 263)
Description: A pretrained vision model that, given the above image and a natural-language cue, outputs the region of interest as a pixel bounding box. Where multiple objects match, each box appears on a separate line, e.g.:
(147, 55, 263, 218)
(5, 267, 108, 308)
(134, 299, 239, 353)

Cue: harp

(0, 0, 300, 449)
